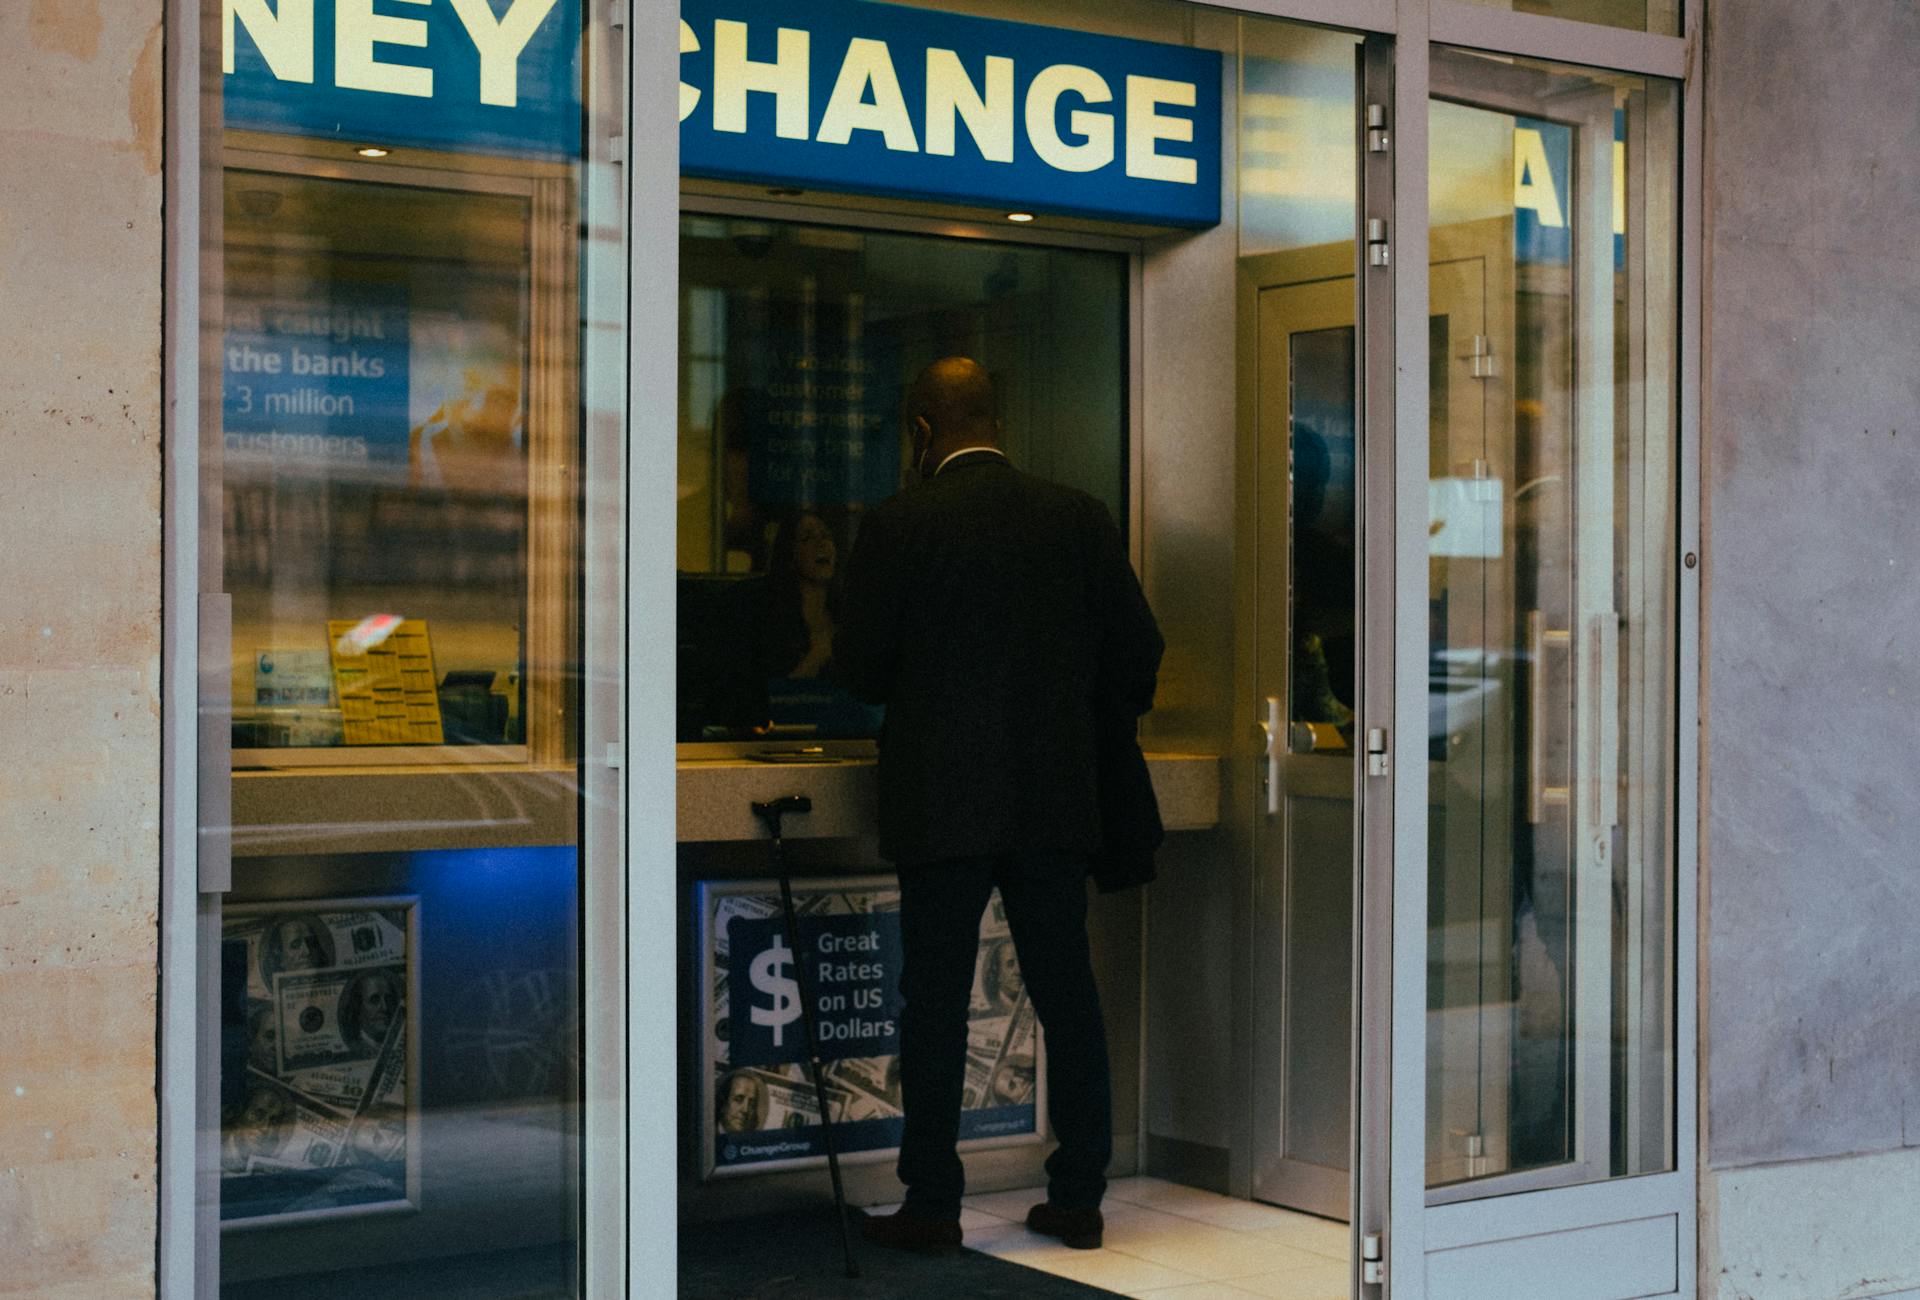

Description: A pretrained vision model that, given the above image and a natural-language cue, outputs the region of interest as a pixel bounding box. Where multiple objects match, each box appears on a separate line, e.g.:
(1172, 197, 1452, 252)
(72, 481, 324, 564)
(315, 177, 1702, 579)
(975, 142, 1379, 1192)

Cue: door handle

(199, 592, 233, 894)
(1527, 610, 1571, 825)
(1587, 613, 1619, 839)
(1258, 695, 1282, 816)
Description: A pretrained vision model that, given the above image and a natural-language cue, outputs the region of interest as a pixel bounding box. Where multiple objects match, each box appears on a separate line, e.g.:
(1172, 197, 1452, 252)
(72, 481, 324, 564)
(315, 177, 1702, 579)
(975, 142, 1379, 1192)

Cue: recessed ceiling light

(1006, 212, 1036, 223)
(356, 146, 391, 159)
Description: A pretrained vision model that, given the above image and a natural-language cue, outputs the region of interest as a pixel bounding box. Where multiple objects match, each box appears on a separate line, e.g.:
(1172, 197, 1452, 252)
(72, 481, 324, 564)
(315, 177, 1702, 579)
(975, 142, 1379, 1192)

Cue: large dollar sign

(748, 938, 801, 1049)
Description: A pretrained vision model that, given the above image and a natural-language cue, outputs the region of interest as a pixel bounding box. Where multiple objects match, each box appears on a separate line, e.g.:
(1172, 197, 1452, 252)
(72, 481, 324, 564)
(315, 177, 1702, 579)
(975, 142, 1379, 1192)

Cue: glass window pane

(224, 174, 536, 753)
(674, 217, 1128, 745)
(208, 6, 603, 1294)
(1425, 47, 1681, 1194)
(1451, 0, 1680, 37)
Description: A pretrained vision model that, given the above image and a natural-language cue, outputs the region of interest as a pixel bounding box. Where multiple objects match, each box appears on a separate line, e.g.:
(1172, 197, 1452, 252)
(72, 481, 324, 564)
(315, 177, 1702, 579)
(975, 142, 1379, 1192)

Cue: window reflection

(1288, 326, 1357, 733)
(224, 172, 540, 753)
(1425, 50, 1680, 1195)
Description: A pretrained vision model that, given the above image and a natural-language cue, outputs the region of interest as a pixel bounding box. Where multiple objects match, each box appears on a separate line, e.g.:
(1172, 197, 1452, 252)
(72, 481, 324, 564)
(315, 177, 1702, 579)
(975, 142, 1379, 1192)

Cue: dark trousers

(894, 851, 1111, 1219)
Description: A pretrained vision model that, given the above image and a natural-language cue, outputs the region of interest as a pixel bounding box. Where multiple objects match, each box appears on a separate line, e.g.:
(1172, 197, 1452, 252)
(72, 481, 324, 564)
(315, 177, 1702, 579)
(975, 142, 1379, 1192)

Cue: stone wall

(1702, 0, 1920, 1295)
(0, 2, 165, 1296)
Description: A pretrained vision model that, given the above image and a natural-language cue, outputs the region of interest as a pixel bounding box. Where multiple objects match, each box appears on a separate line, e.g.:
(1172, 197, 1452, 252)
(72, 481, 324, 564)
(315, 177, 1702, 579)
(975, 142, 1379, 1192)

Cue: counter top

(677, 752, 1221, 843)
(225, 753, 1222, 854)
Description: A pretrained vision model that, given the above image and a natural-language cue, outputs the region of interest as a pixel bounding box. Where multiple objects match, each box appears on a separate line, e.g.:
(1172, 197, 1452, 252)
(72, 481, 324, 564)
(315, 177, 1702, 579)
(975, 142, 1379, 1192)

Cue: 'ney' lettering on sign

(223, 0, 581, 159)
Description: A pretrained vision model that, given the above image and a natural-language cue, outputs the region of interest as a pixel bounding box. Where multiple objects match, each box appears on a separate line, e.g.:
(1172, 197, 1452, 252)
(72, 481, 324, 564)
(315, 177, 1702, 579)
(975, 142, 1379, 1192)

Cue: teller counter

(677, 752, 1223, 843)
(675, 752, 1221, 1221)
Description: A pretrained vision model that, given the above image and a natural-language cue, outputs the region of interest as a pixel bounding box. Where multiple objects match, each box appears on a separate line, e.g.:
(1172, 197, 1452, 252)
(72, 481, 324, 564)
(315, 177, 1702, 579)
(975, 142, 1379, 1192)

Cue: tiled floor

(880, 1177, 1352, 1298)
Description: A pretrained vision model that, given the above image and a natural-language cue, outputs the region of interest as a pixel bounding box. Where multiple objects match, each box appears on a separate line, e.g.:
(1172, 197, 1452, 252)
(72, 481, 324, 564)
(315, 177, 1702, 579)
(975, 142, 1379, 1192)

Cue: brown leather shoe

(1026, 1202, 1104, 1250)
(858, 1207, 964, 1255)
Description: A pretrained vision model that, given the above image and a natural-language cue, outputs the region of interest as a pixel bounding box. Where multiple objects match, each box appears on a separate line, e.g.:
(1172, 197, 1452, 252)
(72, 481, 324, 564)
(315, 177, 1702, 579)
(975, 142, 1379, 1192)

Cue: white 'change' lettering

(678, 18, 1201, 186)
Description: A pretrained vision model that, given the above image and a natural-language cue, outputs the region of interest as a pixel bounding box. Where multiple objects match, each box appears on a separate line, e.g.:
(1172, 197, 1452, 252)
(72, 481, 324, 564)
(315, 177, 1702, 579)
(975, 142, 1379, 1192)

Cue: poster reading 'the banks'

(222, 286, 412, 473)
(699, 877, 1041, 1176)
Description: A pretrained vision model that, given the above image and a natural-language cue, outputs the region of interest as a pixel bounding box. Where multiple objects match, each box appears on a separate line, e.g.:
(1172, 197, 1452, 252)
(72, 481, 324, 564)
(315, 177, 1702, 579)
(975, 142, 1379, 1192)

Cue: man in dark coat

(836, 357, 1163, 1254)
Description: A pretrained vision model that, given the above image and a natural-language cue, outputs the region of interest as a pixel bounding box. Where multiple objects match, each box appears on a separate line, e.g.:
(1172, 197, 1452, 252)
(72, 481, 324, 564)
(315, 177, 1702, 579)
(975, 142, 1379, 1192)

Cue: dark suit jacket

(834, 452, 1165, 870)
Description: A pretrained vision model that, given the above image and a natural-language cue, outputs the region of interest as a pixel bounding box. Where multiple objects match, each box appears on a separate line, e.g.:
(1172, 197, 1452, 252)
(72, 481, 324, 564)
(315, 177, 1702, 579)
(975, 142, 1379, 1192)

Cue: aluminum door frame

(1242, 255, 1366, 1222)
(617, 3, 1701, 1295)
(1380, 8, 1701, 1300)
(159, 3, 223, 1292)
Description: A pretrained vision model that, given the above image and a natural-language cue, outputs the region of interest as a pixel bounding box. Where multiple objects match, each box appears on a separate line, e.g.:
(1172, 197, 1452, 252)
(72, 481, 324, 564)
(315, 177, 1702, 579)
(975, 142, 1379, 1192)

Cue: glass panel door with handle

(1236, 18, 1367, 1225)
(1247, 261, 1360, 1221)
(1388, 44, 1685, 1298)
(1243, 228, 1502, 1222)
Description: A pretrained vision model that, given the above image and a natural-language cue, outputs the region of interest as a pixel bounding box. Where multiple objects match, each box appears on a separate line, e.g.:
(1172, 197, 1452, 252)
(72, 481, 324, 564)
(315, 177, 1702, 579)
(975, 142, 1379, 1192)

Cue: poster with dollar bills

(697, 876, 1042, 1177)
(219, 900, 421, 1227)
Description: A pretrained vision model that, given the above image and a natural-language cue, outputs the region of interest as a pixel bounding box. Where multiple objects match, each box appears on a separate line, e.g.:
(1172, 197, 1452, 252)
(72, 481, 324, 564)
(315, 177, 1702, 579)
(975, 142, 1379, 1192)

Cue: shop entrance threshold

(954, 1176, 1349, 1298)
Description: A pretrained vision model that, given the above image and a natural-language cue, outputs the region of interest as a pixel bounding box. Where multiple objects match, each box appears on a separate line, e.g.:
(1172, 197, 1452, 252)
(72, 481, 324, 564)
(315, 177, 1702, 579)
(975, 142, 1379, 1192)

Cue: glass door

(1385, 44, 1687, 1296)
(196, 5, 625, 1294)
(1246, 257, 1360, 1222)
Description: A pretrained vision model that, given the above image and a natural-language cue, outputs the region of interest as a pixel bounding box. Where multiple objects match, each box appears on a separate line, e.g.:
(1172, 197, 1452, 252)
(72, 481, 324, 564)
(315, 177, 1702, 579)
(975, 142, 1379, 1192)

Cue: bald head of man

(906, 356, 1000, 479)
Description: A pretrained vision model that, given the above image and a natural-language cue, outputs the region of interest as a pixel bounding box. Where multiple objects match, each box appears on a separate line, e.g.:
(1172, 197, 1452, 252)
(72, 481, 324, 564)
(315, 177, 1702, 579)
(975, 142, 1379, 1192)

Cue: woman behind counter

(758, 511, 840, 680)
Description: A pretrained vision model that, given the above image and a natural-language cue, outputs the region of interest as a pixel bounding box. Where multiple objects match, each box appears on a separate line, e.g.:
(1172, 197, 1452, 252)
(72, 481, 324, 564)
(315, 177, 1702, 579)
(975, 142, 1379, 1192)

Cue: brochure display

(326, 619, 446, 745)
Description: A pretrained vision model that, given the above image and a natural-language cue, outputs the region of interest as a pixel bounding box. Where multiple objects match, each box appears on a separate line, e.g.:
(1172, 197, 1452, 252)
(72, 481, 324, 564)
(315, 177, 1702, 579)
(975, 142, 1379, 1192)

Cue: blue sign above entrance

(223, 0, 581, 160)
(679, 0, 1223, 228)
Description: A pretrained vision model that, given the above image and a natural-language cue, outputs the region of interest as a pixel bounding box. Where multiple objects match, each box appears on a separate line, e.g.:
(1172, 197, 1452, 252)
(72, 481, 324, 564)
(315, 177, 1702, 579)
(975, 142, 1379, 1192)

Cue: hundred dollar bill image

(220, 899, 418, 1224)
(822, 1055, 903, 1124)
(971, 933, 1026, 1016)
(967, 1014, 1012, 1062)
(284, 1019, 405, 1112)
(275, 963, 406, 1073)
(714, 1063, 824, 1133)
(825, 1055, 900, 1110)
(757, 1067, 824, 1129)
(236, 908, 409, 1000)
(225, 1072, 353, 1173)
(963, 991, 1038, 1108)
(285, 1060, 378, 1109)
(1003, 1000, 1038, 1061)
(990, 1051, 1038, 1106)
(983, 890, 1011, 939)
(826, 1080, 895, 1123)
(709, 893, 781, 962)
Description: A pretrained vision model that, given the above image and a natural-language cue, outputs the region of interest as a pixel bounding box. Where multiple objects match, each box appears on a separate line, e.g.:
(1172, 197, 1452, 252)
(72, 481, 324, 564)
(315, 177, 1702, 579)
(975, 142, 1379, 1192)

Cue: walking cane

(751, 795, 860, 1280)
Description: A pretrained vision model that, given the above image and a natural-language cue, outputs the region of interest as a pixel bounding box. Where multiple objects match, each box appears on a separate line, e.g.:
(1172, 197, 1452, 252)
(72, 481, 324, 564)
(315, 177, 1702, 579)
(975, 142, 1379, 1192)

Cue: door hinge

(1366, 103, 1390, 153)
(1367, 217, 1390, 267)
(1366, 727, 1390, 777)
(1469, 333, 1498, 379)
(1362, 1231, 1385, 1287)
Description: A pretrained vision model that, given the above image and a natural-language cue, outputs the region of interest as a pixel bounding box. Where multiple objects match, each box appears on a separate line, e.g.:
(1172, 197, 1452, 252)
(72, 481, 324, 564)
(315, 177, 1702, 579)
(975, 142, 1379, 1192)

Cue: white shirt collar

(934, 446, 1007, 475)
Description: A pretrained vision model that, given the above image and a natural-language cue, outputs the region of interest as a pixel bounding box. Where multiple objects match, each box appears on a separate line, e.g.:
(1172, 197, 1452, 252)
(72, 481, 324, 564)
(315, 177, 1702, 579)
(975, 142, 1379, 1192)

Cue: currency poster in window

(219, 899, 422, 1227)
(698, 876, 1043, 1177)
